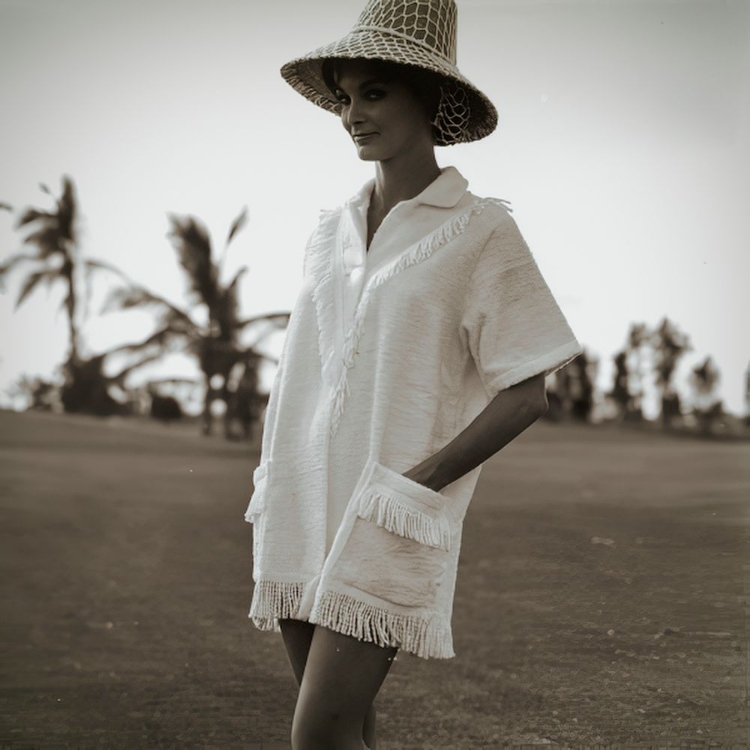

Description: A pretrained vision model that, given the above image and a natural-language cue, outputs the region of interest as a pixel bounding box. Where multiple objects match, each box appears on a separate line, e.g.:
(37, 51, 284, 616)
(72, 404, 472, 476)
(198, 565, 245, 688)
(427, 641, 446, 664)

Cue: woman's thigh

(279, 618, 316, 686)
(293, 625, 397, 735)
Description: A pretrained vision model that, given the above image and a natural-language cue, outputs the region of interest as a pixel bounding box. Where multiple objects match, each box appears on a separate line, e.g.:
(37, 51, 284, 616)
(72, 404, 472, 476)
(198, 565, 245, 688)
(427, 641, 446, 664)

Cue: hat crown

(355, 0, 457, 65)
(280, 0, 498, 145)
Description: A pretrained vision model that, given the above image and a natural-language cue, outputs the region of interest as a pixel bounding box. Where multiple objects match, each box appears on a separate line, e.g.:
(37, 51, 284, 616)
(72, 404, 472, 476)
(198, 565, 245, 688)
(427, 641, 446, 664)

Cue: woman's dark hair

(321, 58, 443, 137)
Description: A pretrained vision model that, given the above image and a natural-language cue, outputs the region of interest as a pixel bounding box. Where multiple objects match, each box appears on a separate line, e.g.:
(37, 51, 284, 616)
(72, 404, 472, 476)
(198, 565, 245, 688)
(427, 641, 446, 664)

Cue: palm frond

(166, 214, 219, 309)
(82, 259, 135, 323)
(57, 176, 77, 243)
(100, 284, 196, 332)
(21, 227, 66, 259)
(226, 206, 248, 247)
(0, 252, 40, 285)
(108, 352, 165, 386)
(15, 208, 54, 229)
(225, 266, 248, 295)
(83, 258, 133, 283)
(213, 266, 249, 335)
(247, 349, 280, 366)
(15, 268, 59, 308)
(224, 268, 247, 316)
(16, 178, 78, 254)
(145, 376, 201, 387)
(218, 207, 249, 275)
(237, 311, 291, 330)
(101, 325, 186, 359)
(240, 313, 291, 349)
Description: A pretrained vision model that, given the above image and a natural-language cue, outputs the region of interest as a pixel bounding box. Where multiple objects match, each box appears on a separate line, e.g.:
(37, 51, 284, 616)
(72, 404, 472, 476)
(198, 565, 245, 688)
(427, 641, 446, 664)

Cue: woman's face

(331, 60, 435, 162)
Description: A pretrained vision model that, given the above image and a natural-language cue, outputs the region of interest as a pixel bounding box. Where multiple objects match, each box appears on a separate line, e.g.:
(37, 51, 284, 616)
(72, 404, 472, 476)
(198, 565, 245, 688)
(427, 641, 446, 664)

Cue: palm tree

(625, 322, 649, 419)
(0, 177, 84, 365)
(689, 356, 722, 435)
(608, 350, 630, 420)
(101, 208, 290, 437)
(651, 317, 691, 428)
(1, 177, 163, 414)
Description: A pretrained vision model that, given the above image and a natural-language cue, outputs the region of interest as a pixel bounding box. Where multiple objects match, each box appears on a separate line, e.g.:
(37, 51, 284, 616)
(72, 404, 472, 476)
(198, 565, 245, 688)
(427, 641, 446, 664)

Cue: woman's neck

(370, 148, 442, 218)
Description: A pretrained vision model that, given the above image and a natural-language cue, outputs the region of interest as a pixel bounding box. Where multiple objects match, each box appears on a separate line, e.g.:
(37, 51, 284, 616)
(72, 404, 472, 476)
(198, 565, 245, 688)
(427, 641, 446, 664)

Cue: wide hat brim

(280, 28, 498, 145)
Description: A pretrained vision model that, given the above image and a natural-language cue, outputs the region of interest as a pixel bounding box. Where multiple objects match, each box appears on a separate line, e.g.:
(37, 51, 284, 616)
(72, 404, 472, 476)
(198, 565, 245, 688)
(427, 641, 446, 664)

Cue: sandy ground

(0, 409, 747, 749)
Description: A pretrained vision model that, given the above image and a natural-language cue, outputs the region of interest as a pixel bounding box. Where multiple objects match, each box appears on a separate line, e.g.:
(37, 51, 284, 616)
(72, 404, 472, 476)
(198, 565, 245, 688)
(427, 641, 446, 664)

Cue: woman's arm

(403, 373, 549, 492)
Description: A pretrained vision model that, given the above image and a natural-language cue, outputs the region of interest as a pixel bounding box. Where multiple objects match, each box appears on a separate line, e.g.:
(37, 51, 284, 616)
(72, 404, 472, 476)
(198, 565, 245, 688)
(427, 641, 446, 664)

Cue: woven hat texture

(280, 0, 498, 146)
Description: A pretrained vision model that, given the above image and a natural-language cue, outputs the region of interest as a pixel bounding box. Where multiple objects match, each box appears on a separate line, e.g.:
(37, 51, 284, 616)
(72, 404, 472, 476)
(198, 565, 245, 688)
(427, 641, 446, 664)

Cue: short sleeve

(460, 214, 583, 399)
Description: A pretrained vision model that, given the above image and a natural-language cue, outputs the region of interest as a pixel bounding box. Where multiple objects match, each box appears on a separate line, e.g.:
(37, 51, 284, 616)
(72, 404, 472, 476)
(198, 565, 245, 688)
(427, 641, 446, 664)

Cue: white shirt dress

(244, 166, 583, 659)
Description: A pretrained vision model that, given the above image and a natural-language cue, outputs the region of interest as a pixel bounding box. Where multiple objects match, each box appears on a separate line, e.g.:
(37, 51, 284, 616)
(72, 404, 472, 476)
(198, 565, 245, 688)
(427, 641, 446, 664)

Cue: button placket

(366, 202, 403, 261)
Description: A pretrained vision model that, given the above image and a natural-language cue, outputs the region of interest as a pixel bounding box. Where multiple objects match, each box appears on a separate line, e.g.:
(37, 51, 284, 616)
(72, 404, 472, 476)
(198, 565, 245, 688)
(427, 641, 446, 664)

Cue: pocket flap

(355, 460, 452, 551)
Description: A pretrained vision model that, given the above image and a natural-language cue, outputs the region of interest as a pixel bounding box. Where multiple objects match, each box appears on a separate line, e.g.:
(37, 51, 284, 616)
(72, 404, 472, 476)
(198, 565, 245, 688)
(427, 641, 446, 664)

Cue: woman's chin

(354, 142, 382, 161)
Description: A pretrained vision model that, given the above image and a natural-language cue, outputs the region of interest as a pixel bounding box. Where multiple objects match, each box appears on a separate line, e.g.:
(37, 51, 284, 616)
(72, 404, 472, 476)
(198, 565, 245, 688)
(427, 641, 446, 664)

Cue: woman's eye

(365, 89, 385, 100)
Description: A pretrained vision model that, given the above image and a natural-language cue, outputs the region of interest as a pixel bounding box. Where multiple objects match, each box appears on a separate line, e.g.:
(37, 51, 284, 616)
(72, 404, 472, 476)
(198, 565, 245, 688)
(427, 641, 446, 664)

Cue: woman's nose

(344, 97, 365, 128)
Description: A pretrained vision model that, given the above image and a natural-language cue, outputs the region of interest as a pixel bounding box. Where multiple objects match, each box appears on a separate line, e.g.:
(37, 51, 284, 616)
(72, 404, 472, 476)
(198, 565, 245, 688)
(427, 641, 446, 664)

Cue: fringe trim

(357, 486, 452, 551)
(307, 209, 344, 385)
(311, 588, 455, 660)
(248, 580, 305, 631)
(329, 197, 506, 436)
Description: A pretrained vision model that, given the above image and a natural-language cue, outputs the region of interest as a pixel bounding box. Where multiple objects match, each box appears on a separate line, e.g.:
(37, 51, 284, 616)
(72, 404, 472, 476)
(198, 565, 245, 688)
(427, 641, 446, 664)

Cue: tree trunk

(201, 383, 213, 436)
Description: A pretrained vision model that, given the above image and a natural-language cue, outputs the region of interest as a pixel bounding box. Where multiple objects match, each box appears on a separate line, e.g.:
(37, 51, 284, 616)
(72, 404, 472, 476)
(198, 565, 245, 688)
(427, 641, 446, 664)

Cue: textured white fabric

(244, 166, 582, 659)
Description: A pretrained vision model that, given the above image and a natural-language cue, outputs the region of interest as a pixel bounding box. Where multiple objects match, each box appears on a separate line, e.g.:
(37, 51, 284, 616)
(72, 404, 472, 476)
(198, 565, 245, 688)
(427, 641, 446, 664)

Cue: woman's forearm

(403, 373, 548, 492)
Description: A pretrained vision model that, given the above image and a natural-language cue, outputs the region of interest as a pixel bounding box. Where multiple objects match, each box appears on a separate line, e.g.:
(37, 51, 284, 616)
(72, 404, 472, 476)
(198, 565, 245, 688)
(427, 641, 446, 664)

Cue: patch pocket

(333, 459, 454, 609)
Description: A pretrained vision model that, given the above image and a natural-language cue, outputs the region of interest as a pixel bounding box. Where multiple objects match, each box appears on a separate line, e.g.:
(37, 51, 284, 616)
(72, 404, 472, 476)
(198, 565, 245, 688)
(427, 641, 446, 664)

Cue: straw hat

(280, 0, 498, 146)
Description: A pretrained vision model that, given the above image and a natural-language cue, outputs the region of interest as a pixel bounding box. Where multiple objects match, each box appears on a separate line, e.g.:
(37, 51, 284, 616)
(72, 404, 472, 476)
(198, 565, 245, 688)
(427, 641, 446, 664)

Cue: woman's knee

(291, 702, 363, 749)
(291, 669, 372, 749)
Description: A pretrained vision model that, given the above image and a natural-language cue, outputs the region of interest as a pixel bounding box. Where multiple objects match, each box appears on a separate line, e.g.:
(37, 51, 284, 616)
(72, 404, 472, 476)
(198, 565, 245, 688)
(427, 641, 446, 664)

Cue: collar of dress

(346, 164, 470, 211)
(305, 165, 508, 436)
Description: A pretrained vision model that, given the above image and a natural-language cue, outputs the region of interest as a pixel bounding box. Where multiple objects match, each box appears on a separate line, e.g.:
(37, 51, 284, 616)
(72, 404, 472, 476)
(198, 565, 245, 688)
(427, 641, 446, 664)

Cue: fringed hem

(357, 486, 452, 551)
(310, 588, 455, 660)
(248, 580, 306, 631)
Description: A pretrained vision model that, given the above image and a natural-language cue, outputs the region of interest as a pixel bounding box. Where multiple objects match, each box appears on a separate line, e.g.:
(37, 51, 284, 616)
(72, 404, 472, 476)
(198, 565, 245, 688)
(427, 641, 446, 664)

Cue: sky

(1, 0, 748, 416)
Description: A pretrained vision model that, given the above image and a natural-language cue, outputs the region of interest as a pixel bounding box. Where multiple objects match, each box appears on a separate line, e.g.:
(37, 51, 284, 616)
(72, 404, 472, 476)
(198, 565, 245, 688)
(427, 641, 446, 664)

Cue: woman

(244, 1, 583, 748)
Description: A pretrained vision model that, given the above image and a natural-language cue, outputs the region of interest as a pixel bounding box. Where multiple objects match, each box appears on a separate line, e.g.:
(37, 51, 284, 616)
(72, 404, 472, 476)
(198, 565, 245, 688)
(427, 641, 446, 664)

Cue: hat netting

(280, 0, 498, 146)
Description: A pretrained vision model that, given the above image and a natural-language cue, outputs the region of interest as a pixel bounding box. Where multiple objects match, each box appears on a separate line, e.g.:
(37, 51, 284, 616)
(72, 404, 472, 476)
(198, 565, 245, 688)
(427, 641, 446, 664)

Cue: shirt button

(349, 265, 364, 283)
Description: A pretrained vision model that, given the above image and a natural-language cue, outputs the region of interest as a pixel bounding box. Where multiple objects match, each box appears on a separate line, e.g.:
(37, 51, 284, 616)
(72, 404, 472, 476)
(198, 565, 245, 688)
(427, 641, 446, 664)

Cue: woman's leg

(279, 617, 315, 685)
(288, 623, 397, 750)
(279, 619, 384, 749)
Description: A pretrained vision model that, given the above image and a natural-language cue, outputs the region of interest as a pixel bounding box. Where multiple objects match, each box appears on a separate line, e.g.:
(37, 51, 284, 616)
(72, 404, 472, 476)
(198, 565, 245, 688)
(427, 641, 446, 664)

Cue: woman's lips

(353, 133, 377, 142)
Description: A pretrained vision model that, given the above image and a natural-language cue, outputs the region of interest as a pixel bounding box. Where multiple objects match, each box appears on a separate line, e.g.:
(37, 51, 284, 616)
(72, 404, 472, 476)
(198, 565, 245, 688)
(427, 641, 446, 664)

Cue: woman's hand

(401, 465, 443, 493)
